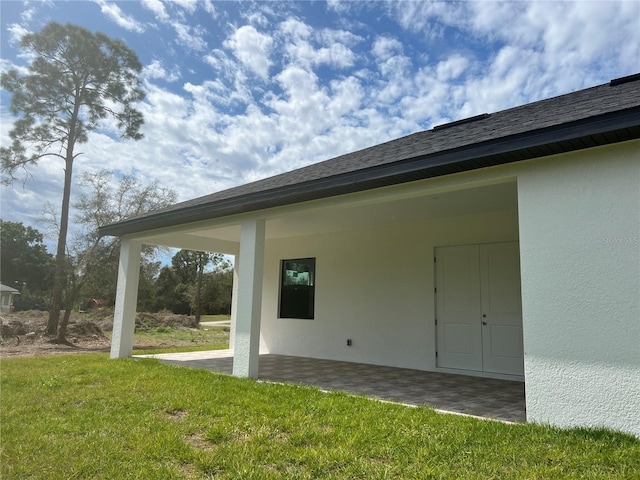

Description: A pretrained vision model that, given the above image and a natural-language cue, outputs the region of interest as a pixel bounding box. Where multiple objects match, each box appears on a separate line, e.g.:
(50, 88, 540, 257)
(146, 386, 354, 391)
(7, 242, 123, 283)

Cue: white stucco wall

(518, 140, 640, 437)
(259, 209, 519, 371)
(252, 139, 638, 435)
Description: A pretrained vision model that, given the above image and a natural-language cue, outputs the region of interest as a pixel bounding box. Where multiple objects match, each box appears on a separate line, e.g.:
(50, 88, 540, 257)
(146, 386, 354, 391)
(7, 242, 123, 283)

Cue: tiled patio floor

(136, 350, 526, 423)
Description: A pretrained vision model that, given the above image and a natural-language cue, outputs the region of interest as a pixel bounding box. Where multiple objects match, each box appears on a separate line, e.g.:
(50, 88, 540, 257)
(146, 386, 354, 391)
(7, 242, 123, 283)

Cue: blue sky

(1, 0, 639, 252)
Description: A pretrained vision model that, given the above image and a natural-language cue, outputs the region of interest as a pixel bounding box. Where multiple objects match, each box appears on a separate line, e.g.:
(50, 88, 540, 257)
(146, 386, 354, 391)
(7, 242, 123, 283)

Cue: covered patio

(136, 350, 526, 423)
(105, 79, 640, 436)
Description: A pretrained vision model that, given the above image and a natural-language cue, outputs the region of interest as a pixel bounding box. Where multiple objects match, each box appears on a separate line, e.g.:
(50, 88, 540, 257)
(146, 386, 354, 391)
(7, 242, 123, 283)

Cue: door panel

(488, 325, 523, 358)
(436, 242, 523, 376)
(482, 245, 522, 314)
(435, 245, 482, 371)
(443, 323, 474, 353)
(480, 243, 524, 375)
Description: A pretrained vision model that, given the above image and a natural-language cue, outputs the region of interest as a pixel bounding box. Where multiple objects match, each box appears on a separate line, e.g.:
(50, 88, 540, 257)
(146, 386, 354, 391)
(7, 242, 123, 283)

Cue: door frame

(434, 241, 525, 382)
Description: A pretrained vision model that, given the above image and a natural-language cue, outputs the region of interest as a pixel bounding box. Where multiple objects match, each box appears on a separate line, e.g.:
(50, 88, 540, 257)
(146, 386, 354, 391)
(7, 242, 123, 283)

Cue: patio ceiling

(137, 180, 517, 252)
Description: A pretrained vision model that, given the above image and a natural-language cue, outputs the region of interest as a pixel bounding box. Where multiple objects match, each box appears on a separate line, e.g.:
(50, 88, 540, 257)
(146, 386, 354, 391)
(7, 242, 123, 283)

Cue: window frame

(278, 257, 316, 320)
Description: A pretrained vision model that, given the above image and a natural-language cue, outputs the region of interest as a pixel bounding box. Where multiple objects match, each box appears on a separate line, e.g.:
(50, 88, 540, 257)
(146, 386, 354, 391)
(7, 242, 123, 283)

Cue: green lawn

(131, 325, 230, 355)
(1, 355, 638, 479)
(198, 314, 231, 323)
(130, 313, 230, 354)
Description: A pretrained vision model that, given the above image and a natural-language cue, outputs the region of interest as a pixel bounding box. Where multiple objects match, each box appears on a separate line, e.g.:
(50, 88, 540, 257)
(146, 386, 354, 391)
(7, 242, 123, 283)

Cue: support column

(110, 238, 142, 359)
(232, 219, 265, 378)
(229, 255, 240, 351)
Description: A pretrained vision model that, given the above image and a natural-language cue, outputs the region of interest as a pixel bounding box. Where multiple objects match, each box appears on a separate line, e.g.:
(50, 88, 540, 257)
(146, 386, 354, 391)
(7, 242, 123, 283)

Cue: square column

(110, 238, 142, 359)
(229, 256, 239, 350)
(232, 219, 265, 378)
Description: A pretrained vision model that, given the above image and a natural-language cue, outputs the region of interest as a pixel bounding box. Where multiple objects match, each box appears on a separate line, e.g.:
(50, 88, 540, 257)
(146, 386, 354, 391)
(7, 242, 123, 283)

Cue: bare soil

(0, 309, 199, 359)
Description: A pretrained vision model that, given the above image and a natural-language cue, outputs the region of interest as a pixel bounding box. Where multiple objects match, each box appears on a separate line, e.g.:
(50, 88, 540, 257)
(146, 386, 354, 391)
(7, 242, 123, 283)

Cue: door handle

(482, 321, 487, 326)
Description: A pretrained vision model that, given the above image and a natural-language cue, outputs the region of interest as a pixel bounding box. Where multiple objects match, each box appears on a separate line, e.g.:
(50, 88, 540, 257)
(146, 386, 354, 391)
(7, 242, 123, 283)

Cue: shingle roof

(0, 283, 20, 294)
(100, 74, 640, 237)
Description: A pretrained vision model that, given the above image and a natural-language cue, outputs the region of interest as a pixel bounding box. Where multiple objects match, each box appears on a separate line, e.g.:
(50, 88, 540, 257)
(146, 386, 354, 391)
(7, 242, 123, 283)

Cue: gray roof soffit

(100, 78, 640, 237)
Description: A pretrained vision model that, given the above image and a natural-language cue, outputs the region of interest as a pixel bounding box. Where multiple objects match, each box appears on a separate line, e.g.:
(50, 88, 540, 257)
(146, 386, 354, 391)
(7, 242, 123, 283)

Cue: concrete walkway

(136, 350, 526, 423)
(199, 321, 231, 327)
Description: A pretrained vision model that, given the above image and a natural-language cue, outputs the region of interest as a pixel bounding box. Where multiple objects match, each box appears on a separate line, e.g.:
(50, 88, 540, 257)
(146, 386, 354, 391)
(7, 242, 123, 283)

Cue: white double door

(435, 242, 524, 376)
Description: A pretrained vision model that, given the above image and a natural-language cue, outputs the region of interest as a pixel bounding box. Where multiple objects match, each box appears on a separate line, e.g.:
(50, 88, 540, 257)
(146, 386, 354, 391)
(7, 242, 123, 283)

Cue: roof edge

(99, 106, 640, 238)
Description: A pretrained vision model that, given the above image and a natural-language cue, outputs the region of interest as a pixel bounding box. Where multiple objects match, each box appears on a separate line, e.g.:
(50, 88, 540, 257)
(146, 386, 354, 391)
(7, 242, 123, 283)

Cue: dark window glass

(279, 258, 315, 319)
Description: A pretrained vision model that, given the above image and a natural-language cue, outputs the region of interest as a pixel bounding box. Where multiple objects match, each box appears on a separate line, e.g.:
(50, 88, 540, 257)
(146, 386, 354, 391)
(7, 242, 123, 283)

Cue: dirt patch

(135, 311, 199, 331)
(184, 432, 215, 451)
(0, 309, 203, 359)
(166, 409, 188, 420)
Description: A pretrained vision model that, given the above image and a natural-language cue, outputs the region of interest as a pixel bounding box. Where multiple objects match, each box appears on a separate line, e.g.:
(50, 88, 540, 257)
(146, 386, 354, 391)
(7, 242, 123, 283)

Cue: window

(279, 258, 315, 319)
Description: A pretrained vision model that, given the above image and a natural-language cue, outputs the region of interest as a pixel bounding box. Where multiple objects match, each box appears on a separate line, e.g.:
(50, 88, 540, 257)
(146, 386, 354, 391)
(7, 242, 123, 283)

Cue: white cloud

(0, 58, 14, 74)
(203, 49, 236, 78)
(6, 23, 30, 46)
(94, 0, 144, 33)
(245, 10, 269, 28)
(278, 19, 359, 69)
(398, 77, 450, 126)
(20, 7, 36, 23)
(280, 17, 312, 39)
(390, 1, 462, 37)
(132, 82, 258, 192)
(382, 0, 640, 124)
(140, 0, 169, 22)
(224, 25, 273, 80)
(436, 55, 469, 81)
(371, 36, 403, 62)
(172, 0, 198, 15)
(140, 0, 208, 50)
(467, 2, 529, 42)
(202, 0, 217, 18)
(142, 59, 181, 82)
(5, 23, 40, 66)
(457, 47, 546, 117)
(172, 21, 207, 51)
(326, 0, 354, 15)
(271, 65, 325, 119)
(316, 42, 356, 69)
(319, 28, 362, 48)
(370, 38, 413, 108)
(327, 76, 364, 119)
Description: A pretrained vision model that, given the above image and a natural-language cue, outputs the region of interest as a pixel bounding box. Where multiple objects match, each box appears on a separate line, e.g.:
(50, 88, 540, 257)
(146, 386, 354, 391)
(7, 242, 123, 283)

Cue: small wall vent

(432, 113, 491, 131)
(609, 73, 640, 87)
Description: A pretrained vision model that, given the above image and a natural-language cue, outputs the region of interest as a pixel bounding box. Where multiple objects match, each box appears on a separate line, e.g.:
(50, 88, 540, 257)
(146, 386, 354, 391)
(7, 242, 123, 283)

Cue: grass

(131, 325, 229, 355)
(131, 313, 231, 354)
(1, 355, 638, 479)
(198, 314, 231, 323)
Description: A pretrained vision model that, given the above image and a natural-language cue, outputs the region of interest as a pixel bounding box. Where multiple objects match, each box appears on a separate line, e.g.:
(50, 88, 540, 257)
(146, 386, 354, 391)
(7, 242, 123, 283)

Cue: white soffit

(185, 181, 518, 242)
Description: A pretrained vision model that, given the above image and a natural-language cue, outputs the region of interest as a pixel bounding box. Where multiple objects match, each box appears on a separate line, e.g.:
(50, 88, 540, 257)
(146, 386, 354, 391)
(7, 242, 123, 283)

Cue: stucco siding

(518, 140, 640, 436)
(260, 209, 519, 371)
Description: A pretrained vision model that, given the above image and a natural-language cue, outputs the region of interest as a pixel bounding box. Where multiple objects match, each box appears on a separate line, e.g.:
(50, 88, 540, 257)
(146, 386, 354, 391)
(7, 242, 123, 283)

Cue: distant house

(101, 74, 640, 437)
(0, 283, 20, 312)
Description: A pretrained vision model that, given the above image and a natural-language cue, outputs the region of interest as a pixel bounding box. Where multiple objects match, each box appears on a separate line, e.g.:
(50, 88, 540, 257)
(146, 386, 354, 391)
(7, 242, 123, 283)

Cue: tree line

(0, 218, 233, 320)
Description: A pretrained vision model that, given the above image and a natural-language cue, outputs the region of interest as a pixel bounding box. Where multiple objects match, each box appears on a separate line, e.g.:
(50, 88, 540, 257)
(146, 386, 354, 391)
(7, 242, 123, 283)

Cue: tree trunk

(56, 275, 81, 344)
(56, 306, 73, 343)
(49, 303, 76, 348)
(195, 254, 204, 323)
(46, 156, 74, 335)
